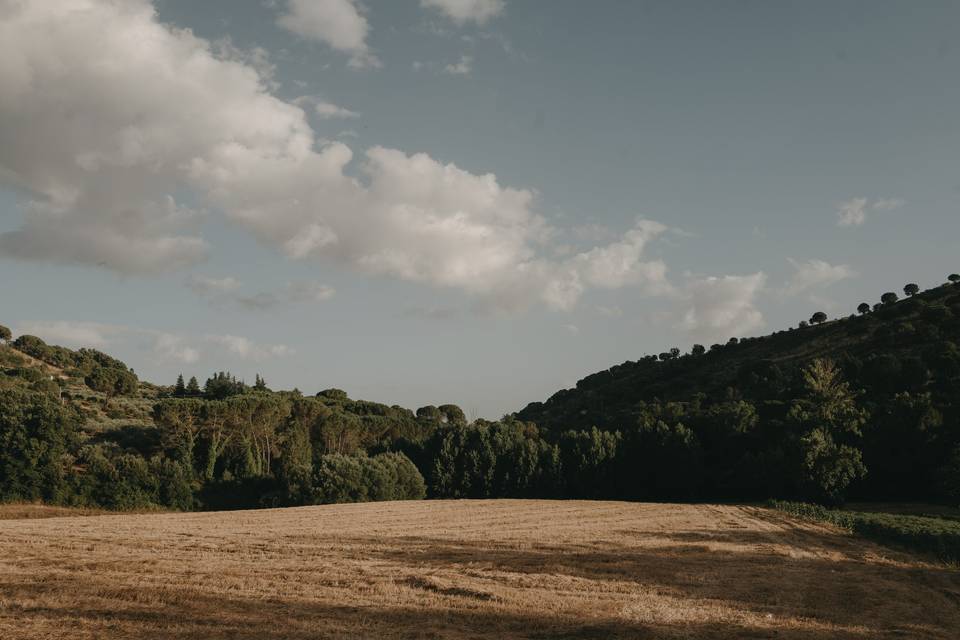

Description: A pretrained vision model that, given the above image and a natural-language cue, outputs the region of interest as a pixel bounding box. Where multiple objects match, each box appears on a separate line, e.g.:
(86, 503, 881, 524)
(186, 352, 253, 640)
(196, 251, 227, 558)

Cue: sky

(1, 0, 958, 418)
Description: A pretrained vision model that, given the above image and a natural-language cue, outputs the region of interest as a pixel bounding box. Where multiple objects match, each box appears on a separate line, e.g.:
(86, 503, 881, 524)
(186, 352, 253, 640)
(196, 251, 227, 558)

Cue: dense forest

(1, 276, 959, 511)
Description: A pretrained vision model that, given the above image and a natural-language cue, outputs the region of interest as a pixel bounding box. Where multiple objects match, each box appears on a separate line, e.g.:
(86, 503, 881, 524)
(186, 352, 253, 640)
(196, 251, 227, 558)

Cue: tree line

(1, 275, 959, 510)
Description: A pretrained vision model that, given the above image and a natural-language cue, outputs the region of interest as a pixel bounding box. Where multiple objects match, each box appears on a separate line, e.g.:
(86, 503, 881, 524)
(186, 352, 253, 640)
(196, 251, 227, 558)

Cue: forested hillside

(517, 278, 960, 503)
(1, 275, 959, 511)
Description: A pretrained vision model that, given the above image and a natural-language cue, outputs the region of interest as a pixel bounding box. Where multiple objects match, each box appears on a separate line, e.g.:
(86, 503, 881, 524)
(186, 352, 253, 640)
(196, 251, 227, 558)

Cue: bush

(312, 452, 425, 504)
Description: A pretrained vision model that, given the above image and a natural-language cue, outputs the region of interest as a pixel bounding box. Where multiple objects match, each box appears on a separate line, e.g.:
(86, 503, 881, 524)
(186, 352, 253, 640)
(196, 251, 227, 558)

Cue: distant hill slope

(518, 282, 960, 431)
(0, 337, 158, 434)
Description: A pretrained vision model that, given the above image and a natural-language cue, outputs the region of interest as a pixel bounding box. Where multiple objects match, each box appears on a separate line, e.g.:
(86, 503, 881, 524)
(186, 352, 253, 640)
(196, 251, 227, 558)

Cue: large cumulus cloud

(0, 0, 669, 310)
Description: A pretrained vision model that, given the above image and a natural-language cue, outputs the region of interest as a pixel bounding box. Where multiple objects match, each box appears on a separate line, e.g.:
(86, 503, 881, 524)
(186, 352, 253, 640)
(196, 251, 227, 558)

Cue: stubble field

(1, 500, 958, 639)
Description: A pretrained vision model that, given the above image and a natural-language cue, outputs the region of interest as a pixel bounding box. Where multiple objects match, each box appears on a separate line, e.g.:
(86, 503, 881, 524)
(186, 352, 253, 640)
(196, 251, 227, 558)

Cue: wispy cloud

(680, 273, 767, 342)
(14, 319, 292, 365)
(188, 276, 336, 310)
(782, 258, 857, 296)
(443, 55, 473, 75)
(836, 197, 905, 227)
(186, 275, 242, 296)
(421, 0, 505, 26)
(205, 334, 294, 360)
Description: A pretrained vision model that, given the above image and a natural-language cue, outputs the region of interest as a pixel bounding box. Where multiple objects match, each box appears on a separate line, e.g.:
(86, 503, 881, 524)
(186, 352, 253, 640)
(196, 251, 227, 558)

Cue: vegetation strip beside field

(768, 500, 960, 564)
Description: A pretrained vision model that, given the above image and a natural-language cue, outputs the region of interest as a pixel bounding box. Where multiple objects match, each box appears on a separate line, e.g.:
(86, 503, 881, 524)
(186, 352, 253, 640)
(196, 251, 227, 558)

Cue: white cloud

(0, 0, 671, 313)
(597, 305, 623, 318)
(314, 101, 360, 119)
(836, 197, 905, 227)
(186, 275, 243, 296)
(443, 55, 473, 75)
(421, 0, 505, 26)
(872, 197, 905, 211)
(783, 258, 856, 296)
(836, 197, 868, 227)
(287, 282, 336, 302)
(681, 273, 766, 341)
(14, 322, 194, 365)
(276, 0, 380, 69)
(206, 334, 294, 360)
(293, 96, 360, 119)
(15, 320, 291, 365)
(188, 277, 336, 309)
(15, 321, 118, 349)
(153, 333, 200, 364)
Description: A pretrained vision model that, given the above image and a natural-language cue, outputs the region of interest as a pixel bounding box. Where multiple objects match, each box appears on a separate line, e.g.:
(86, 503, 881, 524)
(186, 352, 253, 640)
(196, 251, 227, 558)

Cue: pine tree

(186, 376, 201, 396)
(174, 374, 186, 397)
(254, 374, 267, 391)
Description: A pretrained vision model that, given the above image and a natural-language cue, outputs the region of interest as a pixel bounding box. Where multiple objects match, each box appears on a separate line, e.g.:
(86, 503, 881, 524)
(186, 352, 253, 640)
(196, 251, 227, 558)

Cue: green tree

(881, 292, 899, 305)
(949, 273, 960, 285)
(691, 344, 706, 356)
(186, 376, 201, 396)
(312, 454, 367, 503)
(786, 359, 867, 504)
(810, 311, 827, 325)
(174, 374, 186, 397)
(857, 302, 870, 315)
(0, 388, 78, 502)
(275, 397, 321, 505)
(0, 325, 11, 342)
(153, 398, 204, 471)
(904, 283, 920, 297)
(438, 404, 467, 427)
(559, 427, 620, 498)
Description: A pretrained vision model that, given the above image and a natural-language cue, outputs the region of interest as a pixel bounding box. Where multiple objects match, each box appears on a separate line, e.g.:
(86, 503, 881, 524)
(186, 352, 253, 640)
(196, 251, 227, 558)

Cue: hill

(514, 281, 960, 504)
(1, 278, 960, 513)
(2, 500, 958, 639)
(518, 282, 960, 430)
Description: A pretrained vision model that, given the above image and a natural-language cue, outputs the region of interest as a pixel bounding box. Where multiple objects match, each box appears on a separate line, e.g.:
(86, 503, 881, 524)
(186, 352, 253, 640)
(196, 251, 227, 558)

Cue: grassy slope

(0, 342, 159, 436)
(518, 283, 960, 430)
(1, 500, 958, 639)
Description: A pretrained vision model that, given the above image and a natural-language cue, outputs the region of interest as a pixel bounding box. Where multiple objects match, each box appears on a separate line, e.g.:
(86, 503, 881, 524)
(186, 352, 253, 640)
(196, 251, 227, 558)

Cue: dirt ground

(0, 500, 957, 639)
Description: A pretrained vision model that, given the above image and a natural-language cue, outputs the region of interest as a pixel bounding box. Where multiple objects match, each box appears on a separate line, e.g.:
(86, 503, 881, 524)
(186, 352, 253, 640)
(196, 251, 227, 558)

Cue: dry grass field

(1, 500, 958, 639)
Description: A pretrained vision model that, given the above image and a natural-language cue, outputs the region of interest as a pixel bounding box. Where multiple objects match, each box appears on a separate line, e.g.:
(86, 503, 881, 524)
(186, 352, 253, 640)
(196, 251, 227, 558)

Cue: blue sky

(1, 0, 958, 417)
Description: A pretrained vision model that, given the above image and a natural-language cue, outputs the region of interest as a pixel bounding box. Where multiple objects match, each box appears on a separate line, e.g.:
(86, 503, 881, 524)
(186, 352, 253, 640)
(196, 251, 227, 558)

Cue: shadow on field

(0, 576, 905, 640)
(358, 529, 960, 638)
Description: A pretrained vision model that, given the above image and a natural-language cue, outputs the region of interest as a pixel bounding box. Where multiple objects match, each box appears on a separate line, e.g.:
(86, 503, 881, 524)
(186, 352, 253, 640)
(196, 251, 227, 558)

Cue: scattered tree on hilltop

(810, 311, 827, 325)
(204, 372, 246, 400)
(904, 283, 920, 297)
(174, 374, 186, 397)
(0, 325, 11, 342)
(881, 292, 899, 305)
(857, 303, 871, 315)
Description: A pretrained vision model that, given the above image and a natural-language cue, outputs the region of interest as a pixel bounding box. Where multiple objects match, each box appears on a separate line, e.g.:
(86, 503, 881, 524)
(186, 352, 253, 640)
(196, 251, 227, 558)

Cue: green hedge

(768, 500, 960, 564)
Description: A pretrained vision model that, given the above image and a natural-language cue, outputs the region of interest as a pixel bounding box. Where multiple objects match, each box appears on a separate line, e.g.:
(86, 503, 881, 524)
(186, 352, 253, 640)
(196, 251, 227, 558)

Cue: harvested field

(1, 500, 958, 639)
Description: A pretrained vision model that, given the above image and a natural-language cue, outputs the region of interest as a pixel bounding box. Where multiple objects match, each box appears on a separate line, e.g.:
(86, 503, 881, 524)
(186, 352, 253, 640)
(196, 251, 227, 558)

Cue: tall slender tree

(174, 374, 186, 397)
